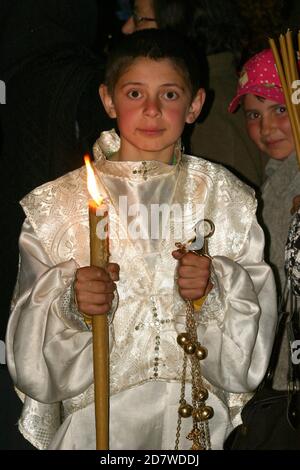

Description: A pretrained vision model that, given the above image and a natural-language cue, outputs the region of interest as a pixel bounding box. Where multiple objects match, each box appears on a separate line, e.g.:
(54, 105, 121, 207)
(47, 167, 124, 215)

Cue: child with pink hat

(229, 49, 286, 113)
(229, 48, 300, 297)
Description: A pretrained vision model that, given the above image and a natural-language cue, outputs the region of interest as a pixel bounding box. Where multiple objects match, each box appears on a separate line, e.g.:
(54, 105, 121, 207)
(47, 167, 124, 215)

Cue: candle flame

(84, 155, 103, 206)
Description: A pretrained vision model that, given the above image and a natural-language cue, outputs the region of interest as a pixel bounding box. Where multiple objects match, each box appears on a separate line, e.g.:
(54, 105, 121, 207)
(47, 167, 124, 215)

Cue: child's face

(243, 94, 294, 160)
(100, 58, 205, 163)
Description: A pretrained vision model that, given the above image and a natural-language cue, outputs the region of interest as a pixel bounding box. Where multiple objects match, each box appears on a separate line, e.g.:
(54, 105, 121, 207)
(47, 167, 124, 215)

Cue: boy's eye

(162, 91, 179, 100)
(245, 110, 260, 120)
(127, 90, 142, 99)
(275, 105, 287, 115)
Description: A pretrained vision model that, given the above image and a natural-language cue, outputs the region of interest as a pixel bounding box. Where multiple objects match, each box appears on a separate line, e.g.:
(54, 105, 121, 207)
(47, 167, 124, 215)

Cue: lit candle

(84, 155, 109, 450)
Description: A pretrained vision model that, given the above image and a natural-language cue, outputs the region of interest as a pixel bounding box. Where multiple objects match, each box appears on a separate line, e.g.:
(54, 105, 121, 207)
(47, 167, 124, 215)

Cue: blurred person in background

(237, 0, 292, 62)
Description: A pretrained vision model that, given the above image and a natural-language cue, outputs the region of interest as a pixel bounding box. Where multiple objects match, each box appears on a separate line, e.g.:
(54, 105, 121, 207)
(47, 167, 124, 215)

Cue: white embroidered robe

(6, 131, 277, 450)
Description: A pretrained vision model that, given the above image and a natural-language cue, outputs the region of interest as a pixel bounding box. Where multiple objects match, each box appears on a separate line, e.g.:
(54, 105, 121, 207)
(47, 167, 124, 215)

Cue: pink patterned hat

(228, 48, 285, 113)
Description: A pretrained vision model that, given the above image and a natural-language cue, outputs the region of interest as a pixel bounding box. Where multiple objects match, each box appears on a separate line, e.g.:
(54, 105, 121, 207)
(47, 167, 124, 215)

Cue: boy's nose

(144, 97, 161, 117)
(122, 17, 135, 35)
(260, 115, 275, 137)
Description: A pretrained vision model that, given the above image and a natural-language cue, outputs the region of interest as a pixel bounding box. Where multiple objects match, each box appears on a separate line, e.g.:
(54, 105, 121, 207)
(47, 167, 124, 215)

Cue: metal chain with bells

(174, 220, 215, 451)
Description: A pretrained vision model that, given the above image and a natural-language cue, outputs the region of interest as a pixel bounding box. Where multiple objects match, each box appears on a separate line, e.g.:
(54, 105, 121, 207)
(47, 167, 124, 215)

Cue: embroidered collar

(93, 129, 182, 181)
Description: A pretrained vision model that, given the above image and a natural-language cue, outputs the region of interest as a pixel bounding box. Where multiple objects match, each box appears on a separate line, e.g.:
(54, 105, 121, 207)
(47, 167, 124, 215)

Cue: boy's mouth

(137, 128, 165, 136)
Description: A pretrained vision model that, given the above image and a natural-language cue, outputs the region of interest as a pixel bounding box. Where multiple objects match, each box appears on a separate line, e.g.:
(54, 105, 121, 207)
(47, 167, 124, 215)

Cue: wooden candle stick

(269, 35, 300, 167)
(85, 156, 110, 450)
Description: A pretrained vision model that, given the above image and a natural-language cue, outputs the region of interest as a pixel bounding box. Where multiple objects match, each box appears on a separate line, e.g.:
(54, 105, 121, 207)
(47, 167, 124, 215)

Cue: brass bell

(184, 341, 196, 355)
(200, 405, 214, 421)
(197, 387, 209, 402)
(177, 332, 190, 347)
(178, 402, 193, 418)
(192, 405, 214, 422)
(195, 344, 208, 360)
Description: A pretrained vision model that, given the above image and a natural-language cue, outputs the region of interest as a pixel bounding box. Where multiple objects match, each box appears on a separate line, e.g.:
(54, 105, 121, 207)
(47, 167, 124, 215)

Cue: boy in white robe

(6, 29, 277, 450)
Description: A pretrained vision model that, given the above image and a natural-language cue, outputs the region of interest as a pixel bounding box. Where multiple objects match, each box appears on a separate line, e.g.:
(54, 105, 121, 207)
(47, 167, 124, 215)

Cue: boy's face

(100, 58, 205, 163)
(243, 94, 294, 160)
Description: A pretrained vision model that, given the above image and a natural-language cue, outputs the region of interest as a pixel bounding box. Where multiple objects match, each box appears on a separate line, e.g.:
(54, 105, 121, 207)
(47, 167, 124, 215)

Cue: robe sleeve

(6, 219, 116, 403)
(197, 218, 277, 392)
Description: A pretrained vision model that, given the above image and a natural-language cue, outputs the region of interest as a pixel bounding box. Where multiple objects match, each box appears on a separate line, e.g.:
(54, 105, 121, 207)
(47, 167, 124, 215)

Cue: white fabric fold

(7, 223, 94, 403)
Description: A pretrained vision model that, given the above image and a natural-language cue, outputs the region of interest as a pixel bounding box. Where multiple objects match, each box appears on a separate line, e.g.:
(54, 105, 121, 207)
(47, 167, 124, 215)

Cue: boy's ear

(185, 88, 206, 124)
(99, 84, 117, 118)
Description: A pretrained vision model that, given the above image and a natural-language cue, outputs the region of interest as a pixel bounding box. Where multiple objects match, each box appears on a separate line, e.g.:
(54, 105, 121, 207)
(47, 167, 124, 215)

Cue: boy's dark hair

(104, 29, 207, 98)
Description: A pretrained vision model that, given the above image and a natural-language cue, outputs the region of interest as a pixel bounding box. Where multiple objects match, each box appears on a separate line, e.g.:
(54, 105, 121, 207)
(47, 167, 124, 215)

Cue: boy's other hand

(172, 250, 212, 301)
(74, 263, 119, 316)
